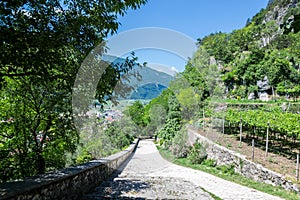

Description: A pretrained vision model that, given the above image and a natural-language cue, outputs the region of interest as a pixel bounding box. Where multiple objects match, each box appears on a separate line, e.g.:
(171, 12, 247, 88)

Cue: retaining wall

(0, 139, 139, 200)
(187, 128, 299, 192)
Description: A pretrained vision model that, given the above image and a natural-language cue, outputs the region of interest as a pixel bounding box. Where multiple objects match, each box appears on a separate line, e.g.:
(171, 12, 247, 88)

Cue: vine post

(210, 116, 213, 134)
(239, 118, 242, 144)
(222, 115, 225, 134)
(297, 153, 299, 181)
(203, 109, 205, 131)
(252, 139, 255, 161)
(265, 120, 270, 158)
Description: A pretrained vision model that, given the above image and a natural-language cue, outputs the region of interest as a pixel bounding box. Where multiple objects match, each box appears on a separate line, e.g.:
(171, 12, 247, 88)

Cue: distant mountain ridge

(102, 55, 175, 99)
(130, 83, 167, 99)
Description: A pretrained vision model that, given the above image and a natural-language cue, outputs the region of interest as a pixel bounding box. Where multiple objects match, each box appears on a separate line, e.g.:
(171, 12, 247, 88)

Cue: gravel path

(83, 139, 283, 200)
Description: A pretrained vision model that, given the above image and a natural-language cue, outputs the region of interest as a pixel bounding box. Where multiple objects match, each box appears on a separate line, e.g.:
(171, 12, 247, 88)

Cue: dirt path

(84, 139, 283, 200)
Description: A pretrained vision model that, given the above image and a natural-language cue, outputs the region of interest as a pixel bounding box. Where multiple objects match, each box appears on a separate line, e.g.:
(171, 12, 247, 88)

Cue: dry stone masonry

(187, 128, 300, 193)
(0, 139, 139, 200)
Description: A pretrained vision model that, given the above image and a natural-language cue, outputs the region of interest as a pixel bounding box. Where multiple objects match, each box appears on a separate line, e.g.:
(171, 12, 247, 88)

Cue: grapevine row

(224, 109, 300, 139)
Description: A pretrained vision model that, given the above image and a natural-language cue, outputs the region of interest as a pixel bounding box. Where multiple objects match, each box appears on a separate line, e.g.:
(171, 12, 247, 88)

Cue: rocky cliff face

(268, 0, 274, 5)
(264, 0, 299, 25)
(260, 0, 300, 46)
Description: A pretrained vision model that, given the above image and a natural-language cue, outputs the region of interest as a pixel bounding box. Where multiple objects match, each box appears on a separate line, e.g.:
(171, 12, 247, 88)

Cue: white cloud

(147, 63, 178, 76)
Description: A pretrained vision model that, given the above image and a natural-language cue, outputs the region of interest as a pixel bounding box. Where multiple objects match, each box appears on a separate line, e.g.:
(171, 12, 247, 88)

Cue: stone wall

(0, 139, 139, 200)
(187, 128, 299, 192)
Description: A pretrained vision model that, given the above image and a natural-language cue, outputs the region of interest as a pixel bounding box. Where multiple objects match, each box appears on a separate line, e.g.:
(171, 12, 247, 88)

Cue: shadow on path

(82, 142, 150, 200)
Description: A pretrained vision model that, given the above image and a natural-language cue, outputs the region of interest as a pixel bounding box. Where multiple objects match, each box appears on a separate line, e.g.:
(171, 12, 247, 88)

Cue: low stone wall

(187, 128, 299, 192)
(0, 139, 139, 200)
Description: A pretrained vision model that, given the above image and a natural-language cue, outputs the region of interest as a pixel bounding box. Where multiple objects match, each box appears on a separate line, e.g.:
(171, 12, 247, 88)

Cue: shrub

(169, 128, 190, 158)
(187, 140, 208, 164)
(202, 158, 217, 167)
(216, 164, 235, 175)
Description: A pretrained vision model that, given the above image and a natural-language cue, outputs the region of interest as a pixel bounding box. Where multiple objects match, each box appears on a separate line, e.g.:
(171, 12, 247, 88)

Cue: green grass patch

(157, 146, 300, 200)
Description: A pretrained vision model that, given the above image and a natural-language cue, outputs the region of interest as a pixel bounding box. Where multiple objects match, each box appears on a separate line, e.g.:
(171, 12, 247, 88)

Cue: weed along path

(84, 139, 283, 200)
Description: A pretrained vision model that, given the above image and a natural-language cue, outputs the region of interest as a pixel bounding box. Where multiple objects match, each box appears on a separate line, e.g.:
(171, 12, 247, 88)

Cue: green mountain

(131, 83, 168, 100)
(103, 55, 175, 100)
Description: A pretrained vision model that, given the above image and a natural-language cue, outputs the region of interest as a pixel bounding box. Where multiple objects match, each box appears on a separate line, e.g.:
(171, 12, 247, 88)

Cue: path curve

(84, 139, 283, 200)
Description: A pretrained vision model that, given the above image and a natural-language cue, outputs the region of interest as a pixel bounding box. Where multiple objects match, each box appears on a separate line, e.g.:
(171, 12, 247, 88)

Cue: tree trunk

(37, 154, 45, 174)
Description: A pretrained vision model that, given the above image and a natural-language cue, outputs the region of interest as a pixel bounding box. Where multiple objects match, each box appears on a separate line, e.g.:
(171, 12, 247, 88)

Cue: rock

(257, 76, 270, 92)
(187, 129, 300, 193)
(259, 92, 269, 101)
(257, 76, 271, 91)
(248, 93, 256, 100)
(210, 56, 217, 65)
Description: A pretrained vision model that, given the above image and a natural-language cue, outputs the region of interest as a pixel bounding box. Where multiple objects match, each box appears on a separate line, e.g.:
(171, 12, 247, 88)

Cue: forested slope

(194, 0, 300, 100)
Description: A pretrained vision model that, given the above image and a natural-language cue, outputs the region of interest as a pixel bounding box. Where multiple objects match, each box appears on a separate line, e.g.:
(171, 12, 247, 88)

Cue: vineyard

(192, 103, 300, 180)
(225, 109, 300, 143)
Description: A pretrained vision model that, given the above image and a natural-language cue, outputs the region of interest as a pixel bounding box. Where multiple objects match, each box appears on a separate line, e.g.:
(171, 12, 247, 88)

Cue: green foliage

(169, 128, 190, 158)
(0, 0, 147, 80)
(261, 49, 294, 86)
(199, 32, 233, 63)
(187, 140, 208, 164)
(144, 89, 171, 115)
(202, 159, 217, 167)
(0, 0, 147, 182)
(251, 8, 267, 25)
(0, 77, 78, 181)
(194, 1, 300, 100)
(124, 101, 147, 126)
(74, 117, 136, 165)
(75, 150, 93, 164)
(157, 94, 181, 144)
(225, 109, 300, 140)
(216, 164, 235, 175)
(159, 146, 300, 200)
(229, 24, 257, 52)
(176, 87, 200, 119)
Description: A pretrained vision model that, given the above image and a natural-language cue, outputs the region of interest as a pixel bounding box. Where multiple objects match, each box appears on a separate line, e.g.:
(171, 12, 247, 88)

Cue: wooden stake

(222, 116, 225, 134)
(297, 153, 299, 181)
(203, 109, 205, 131)
(265, 120, 270, 158)
(239, 118, 242, 144)
(252, 139, 255, 161)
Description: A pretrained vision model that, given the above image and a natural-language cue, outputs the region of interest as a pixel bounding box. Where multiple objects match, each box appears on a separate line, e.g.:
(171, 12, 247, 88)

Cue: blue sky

(107, 0, 269, 74)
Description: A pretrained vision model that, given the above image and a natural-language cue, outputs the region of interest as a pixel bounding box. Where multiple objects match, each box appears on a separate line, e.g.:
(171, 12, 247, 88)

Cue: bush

(216, 164, 235, 175)
(76, 149, 92, 164)
(187, 140, 207, 164)
(202, 158, 217, 167)
(169, 128, 190, 158)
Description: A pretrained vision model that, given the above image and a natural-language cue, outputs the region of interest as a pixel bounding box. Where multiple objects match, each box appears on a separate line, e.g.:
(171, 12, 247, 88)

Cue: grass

(199, 186, 222, 200)
(157, 146, 300, 200)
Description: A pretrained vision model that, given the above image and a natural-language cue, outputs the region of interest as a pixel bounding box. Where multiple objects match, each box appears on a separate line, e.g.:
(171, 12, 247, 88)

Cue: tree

(0, 0, 147, 181)
(0, 77, 78, 180)
(125, 101, 146, 127)
(199, 32, 233, 63)
(158, 94, 181, 142)
(181, 63, 209, 100)
(176, 87, 200, 119)
(146, 104, 167, 135)
(262, 50, 293, 87)
(229, 24, 257, 52)
(0, 0, 147, 79)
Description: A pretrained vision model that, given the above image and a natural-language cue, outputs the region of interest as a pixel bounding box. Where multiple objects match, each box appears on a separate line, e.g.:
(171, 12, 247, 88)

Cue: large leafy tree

(0, 0, 146, 79)
(124, 100, 146, 126)
(198, 32, 233, 63)
(157, 94, 181, 142)
(0, 0, 147, 181)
